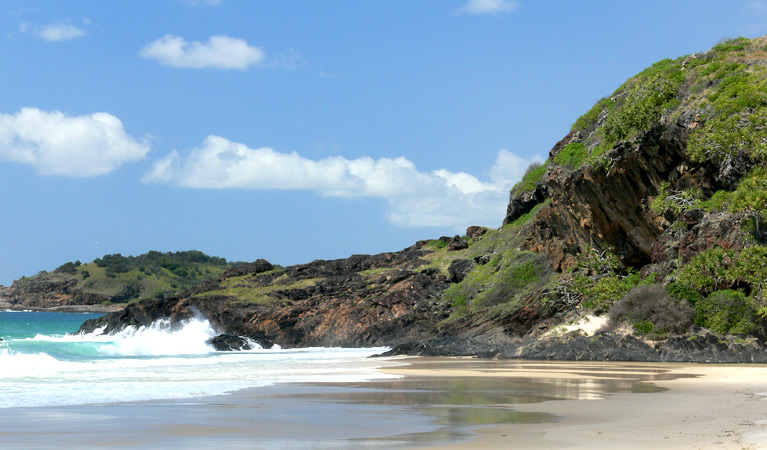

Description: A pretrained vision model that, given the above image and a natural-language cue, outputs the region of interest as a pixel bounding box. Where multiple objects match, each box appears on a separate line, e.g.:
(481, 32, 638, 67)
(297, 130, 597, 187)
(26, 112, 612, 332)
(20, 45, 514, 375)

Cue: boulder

(448, 259, 475, 283)
(466, 226, 489, 239)
(207, 334, 253, 351)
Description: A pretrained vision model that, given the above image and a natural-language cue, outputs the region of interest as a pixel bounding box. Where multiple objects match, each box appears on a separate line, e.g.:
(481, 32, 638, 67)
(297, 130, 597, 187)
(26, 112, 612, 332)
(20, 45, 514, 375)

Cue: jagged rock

(504, 184, 549, 226)
(79, 249, 453, 348)
(474, 254, 493, 265)
(448, 259, 475, 283)
(651, 211, 748, 265)
(438, 235, 468, 251)
(207, 334, 254, 351)
(523, 127, 687, 270)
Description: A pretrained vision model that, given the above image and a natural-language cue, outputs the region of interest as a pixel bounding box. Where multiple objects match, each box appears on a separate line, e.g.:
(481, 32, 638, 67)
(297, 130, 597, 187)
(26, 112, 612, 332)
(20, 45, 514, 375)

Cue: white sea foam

(0, 317, 401, 408)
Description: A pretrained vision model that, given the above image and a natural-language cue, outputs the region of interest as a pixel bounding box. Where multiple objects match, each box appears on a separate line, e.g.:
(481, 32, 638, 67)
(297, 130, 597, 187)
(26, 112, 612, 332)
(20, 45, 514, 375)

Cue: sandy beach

(385, 358, 767, 449)
(3, 357, 767, 448)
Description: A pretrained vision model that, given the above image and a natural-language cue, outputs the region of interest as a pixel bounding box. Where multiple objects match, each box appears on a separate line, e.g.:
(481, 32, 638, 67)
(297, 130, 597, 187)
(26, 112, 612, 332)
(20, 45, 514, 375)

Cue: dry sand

(385, 359, 767, 449)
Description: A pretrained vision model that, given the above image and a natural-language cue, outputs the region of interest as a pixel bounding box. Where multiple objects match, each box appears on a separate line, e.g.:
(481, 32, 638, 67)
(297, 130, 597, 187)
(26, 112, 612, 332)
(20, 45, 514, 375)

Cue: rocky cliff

(80, 37, 767, 362)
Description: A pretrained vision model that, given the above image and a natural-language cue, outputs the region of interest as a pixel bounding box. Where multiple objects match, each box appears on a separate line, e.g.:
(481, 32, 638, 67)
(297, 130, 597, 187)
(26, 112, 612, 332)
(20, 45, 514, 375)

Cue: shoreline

(2, 357, 767, 448)
(385, 359, 767, 449)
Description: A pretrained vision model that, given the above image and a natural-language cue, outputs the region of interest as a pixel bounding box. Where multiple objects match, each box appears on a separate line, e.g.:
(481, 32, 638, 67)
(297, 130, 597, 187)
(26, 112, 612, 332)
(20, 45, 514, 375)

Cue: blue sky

(1, 0, 766, 284)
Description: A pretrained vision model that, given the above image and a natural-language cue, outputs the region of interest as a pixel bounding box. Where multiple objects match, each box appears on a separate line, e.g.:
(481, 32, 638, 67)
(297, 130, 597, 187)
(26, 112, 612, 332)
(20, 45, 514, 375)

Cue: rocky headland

(65, 36, 767, 362)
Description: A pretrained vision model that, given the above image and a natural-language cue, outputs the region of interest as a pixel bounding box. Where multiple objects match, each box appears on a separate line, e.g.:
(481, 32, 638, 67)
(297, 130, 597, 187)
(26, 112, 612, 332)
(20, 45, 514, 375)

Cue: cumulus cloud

(457, 0, 520, 15)
(38, 24, 87, 41)
(0, 108, 149, 177)
(145, 136, 542, 228)
(140, 35, 265, 69)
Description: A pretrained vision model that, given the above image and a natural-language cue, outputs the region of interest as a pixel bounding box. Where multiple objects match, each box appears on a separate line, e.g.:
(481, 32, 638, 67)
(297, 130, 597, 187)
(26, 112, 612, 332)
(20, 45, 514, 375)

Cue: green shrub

(666, 281, 702, 304)
(578, 274, 637, 310)
(725, 246, 767, 291)
(703, 190, 730, 212)
(55, 262, 78, 274)
(651, 183, 703, 215)
(711, 37, 752, 55)
(572, 97, 614, 132)
(729, 166, 767, 235)
(676, 247, 732, 294)
(603, 68, 683, 143)
(695, 289, 761, 335)
(511, 162, 548, 195)
(687, 67, 767, 164)
(676, 245, 767, 297)
(554, 143, 588, 170)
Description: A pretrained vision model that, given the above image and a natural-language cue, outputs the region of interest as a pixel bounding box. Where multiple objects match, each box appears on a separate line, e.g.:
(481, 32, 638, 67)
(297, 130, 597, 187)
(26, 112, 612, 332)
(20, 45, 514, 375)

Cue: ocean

(0, 310, 400, 409)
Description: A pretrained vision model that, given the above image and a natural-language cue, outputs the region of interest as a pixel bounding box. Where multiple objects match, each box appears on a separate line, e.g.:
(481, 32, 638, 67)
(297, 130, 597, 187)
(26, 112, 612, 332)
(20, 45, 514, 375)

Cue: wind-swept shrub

(608, 284, 694, 336)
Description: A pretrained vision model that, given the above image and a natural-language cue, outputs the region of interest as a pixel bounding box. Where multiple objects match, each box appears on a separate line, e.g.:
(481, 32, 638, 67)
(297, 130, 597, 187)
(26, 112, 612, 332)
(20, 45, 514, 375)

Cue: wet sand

(2, 358, 766, 448)
(387, 358, 767, 449)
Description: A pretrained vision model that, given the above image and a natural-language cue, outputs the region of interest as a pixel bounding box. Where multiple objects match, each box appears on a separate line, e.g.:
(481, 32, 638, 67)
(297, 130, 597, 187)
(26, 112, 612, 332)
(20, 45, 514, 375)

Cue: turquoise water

(0, 311, 399, 408)
(1, 311, 105, 360)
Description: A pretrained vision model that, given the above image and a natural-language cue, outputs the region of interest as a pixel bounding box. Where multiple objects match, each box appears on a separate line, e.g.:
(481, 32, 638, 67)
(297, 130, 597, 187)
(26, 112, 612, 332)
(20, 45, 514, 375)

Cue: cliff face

(80, 37, 767, 361)
(81, 251, 454, 348)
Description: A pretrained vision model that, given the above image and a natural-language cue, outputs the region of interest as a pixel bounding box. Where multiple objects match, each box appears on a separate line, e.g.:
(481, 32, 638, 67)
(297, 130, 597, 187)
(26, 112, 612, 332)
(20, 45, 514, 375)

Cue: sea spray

(0, 311, 401, 408)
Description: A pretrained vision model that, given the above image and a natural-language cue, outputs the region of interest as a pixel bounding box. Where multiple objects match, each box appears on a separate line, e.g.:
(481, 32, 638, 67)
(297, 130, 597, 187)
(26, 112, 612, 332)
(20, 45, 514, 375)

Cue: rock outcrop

(77, 37, 767, 363)
(80, 249, 454, 349)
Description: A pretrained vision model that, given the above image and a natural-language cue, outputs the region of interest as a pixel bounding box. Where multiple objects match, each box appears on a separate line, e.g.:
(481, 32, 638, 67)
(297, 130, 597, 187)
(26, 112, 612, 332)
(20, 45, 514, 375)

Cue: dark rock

(474, 254, 493, 265)
(466, 226, 489, 239)
(207, 334, 254, 351)
(504, 184, 549, 226)
(445, 236, 469, 251)
(80, 249, 452, 349)
(448, 259, 475, 283)
(223, 259, 274, 277)
(522, 128, 687, 271)
(548, 129, 579, 159)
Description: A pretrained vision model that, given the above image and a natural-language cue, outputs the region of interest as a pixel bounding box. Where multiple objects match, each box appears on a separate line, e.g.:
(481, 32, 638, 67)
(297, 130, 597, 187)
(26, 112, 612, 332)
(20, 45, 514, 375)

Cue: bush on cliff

(510, 161, 547, 195)
(553, 143, 588, 170)
(609, 284, 695, 337)
(694, 289, 763, 336)
(676, 245, 767, 297)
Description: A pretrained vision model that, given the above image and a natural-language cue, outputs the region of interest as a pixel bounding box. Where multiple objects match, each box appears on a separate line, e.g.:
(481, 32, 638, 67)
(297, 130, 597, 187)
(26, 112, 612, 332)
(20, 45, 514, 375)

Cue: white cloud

(140, 35, 265, 69)
(457, 0, 520, 15)
(0, 108, 149, 177)
(38, 24, 87, 42)
(267, 47, 309, 70)
(145, 136, 542, 228)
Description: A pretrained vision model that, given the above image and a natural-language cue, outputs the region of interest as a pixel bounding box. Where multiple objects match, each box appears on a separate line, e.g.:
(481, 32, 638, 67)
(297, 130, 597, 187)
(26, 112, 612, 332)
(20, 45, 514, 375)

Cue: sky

(1, 0, 766, 285)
